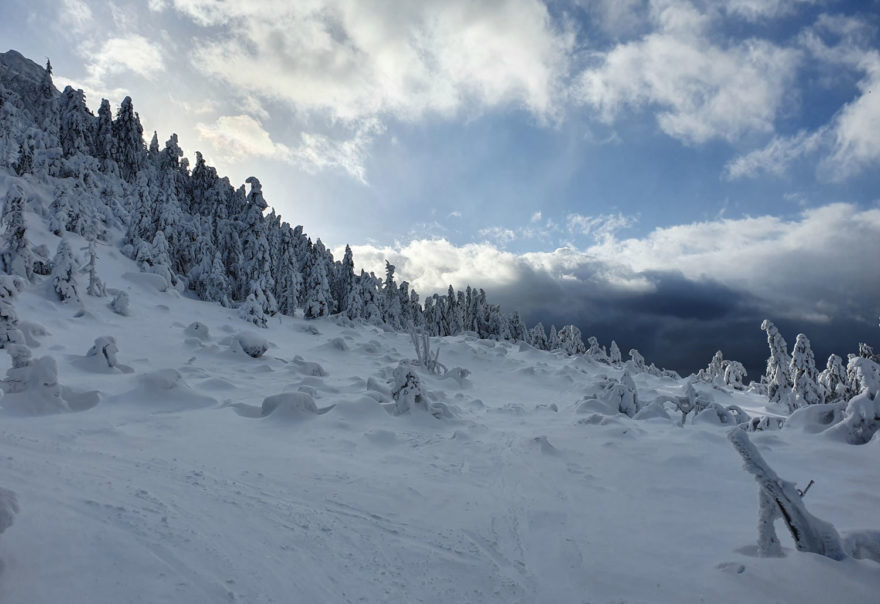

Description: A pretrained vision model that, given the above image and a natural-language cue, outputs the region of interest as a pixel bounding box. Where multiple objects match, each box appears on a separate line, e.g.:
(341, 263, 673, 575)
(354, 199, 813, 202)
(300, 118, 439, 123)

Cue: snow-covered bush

(108, 290, 130, 316)
(86, 336, 119, 368)
(577, 371, 640, 417)
(822, 391, 880, 445)
(410, 326, 446, 375)
(238, 293, 267, 328)
(390, 364, 425, 415)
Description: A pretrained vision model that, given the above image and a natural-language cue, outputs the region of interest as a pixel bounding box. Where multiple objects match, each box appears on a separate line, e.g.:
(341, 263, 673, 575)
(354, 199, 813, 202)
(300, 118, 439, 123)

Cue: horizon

(2, 0, 879, 376)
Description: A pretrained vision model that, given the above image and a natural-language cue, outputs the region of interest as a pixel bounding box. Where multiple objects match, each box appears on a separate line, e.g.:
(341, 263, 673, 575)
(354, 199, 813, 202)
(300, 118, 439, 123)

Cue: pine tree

(790, 333, 821, 405)
(382, 261, 401, 328)
(761, 320, 793, 407)
(609, 340, 622, 365)
(0, 185, 34, 280)
(112, 96, 146, 182)
(818, 354, 847, 403)
(85, 240, 107, 297)
(529, 322, 548, 349)
(51, 238, 79, 303)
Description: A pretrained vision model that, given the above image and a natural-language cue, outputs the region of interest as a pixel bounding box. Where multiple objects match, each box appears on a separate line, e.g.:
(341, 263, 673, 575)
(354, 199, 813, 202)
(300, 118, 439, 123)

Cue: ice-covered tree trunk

(728, 428, 846, 561)
(51, 238, 80, 303)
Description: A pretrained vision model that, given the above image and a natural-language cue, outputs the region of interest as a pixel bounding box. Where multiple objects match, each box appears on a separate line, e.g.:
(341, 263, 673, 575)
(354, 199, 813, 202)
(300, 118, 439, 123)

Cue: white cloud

(566, 212, 636, 240)
(724, 128, 826, 179)
(530, 211, 543, 223)
(723, 0, 819, 21)
(174, 0, 573, 125)
(576, 1, 800, 144)
(728, 17, 880, 181)
(478, 226, 518, 246)
(196, 115, 293, 163)
(344, 203, 880, 323)
(84, 35, 165, 82)
(60, 0, 94, 33)
(196, 114, 381, 183)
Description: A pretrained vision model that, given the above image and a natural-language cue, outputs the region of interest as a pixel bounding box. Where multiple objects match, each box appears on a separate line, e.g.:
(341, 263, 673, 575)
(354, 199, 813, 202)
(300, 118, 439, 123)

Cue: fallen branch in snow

(728, 427, 846, 560)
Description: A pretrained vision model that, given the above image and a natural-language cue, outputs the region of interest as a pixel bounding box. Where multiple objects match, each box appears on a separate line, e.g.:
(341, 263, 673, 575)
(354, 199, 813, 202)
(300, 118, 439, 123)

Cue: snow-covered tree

(761, 320, 793, 408)
(724, 361, 748, 390)
(790, 333, 821, 405)
(239, 293, 268, 328)
(818, 354, 847, 403)
(609, 340, 622, 365)
(0, 184, 34, 280)
(85, 240, 107, 297)
(50, 238, 79, 303)
(530, 322, 548, 350)
(136, 230, 175, 289)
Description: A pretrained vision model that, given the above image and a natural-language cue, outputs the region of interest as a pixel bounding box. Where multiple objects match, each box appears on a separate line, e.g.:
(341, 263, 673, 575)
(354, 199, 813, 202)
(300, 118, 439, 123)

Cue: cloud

(723, 0, 819, 21)
(727, 16, 880, 181)
(195, 114, 381, 182)
(84, 35, 165, 82)
(724, 128, 826, 179)
(576, 1, 800, 144)
(177, 0, 573, 123)
(565, 212, 636, 240)
(196, 115, 293, 163)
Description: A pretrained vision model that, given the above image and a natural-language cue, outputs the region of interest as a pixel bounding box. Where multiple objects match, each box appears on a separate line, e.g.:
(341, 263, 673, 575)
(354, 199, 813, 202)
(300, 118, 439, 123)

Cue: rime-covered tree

(790, 333, 821, 405)
(58, 86, 93, 157)
(557, 324, 585, 355)
(303, 250, 331, 319)
(818, 354, 847, 403)
(761, 320, 793, 408)
(609, 340, 622, 365)
(547, 324, 559, 350)
(0, 185, 34, 280)
(136, 230, 175, 289)
(112, 96, 145, 182)
(382, 261, 401, 329)
(85, 240, 107, 297)
(50, 238, 79, 303)
(529, 322, 548, 350)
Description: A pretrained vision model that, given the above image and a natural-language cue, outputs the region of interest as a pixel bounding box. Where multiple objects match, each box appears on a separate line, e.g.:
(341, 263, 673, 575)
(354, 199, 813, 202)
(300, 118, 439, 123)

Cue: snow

(0, 237, 879, 604)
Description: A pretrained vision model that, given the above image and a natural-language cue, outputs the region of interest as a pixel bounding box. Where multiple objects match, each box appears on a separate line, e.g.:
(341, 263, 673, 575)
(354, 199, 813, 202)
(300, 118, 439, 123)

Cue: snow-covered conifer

(0, 184, 34, 280)
(50, 238, 79, 303)
(382, 261, 401, 329)
(303, 253, 331, 320)
(724, 361, 747, 390)
(557, 325, 585, 355)
(761, 320, 793, 407)
(530, 322, 548, 350)
(629, 348, 646, 370)
(85, 240, 107, 297)
(609, 340, 622, 365)
(548, 325, 559, 350)
(818, 354, 847, 403)
(790, 333, 821, 405)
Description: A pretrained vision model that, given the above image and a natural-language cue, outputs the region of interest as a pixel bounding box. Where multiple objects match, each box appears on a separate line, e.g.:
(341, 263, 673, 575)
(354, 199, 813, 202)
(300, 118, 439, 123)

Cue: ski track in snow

(0, 233, 878, 603)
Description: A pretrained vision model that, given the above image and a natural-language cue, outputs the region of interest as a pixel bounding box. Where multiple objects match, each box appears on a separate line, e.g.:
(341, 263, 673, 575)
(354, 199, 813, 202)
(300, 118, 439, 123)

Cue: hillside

(1, 50, 879, 604)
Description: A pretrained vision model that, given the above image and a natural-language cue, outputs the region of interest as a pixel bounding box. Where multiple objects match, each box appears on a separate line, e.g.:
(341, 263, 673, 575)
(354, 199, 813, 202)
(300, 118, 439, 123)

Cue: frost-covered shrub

(86, 336, 119, 368)
(109, 290, 130, 316)
(239, 293, 267, 328)
(390, 364, 424, 415)
(578, 371, 640, 417)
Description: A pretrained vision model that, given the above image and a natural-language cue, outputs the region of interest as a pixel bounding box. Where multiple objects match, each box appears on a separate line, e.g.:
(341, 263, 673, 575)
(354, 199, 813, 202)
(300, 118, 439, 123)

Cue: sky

(2, 0, 880, 376)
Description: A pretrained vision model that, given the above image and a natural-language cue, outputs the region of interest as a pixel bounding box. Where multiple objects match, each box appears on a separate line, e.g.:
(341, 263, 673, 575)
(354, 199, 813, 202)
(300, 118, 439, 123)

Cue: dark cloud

(487, 265, 878, 380)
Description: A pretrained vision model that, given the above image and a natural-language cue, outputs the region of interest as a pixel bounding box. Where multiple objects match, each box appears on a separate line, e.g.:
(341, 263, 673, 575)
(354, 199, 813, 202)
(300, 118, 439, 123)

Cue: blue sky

(3, 0, 880, 373)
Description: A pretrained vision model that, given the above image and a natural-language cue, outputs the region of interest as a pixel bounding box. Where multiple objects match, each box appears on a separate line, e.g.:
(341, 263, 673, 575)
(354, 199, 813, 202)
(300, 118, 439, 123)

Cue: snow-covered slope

(1, 224, 879, 604)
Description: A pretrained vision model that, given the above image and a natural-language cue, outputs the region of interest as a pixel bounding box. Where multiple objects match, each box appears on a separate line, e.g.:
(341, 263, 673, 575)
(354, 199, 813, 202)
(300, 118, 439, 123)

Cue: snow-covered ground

(1, 228, 879, 604)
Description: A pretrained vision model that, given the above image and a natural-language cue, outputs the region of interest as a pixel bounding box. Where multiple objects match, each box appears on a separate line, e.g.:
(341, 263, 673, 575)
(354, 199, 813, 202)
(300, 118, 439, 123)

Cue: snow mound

(0, 355, 71, 415)
(237, 332, 268, 358)
(260, 392, 334, 421)
(114, 369, 217, 412)
(184, 321, 210, 340)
